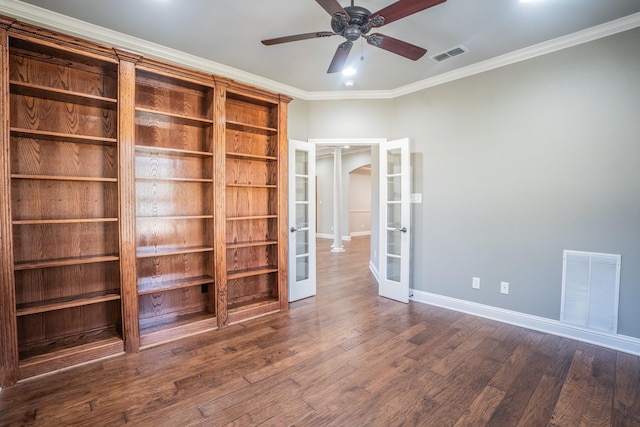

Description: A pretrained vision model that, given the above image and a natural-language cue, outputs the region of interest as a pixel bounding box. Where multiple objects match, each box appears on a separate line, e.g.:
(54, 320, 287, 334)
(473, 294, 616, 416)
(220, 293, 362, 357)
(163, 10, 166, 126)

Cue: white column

(331, 147, 345, 252)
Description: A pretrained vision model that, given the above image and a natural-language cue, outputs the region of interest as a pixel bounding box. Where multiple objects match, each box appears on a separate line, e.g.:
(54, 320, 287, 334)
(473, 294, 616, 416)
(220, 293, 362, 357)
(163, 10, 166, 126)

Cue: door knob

(396, 226, 407, 233)
(290, 226, 301, 233)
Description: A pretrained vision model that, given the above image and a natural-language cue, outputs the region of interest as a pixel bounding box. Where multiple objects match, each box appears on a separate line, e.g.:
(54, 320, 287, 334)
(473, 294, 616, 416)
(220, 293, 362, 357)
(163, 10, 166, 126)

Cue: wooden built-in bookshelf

(133, 67, 217, 349)
(216, 90, 289, 325)
(4, 34, 124, 382)
(0, 18, 290, 388)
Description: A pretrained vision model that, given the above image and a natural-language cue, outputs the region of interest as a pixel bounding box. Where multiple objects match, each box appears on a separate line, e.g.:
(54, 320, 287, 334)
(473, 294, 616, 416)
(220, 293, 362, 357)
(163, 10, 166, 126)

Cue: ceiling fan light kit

(261, 0, 447, 74)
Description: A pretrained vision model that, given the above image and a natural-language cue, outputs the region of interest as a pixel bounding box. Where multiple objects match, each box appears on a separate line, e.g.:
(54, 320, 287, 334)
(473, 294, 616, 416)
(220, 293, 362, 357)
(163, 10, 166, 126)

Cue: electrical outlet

(500, 281, 509, 295)
(472, 277, 480, 289)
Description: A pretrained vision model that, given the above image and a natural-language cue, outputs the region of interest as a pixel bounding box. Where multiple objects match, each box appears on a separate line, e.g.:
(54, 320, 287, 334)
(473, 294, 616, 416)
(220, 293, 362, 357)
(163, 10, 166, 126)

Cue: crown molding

(391, 11, 640, 98)
(0, 0, 307, 99)
(1, 1, 638, 101)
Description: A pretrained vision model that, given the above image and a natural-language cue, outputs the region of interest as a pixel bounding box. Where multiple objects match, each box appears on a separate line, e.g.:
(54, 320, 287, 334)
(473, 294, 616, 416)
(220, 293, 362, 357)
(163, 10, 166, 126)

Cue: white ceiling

(2, 0, 640, 99)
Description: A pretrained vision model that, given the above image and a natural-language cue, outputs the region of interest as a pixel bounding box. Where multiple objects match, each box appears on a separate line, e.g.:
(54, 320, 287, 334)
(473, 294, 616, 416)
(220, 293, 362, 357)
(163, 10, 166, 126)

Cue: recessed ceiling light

(342, 67, 357, 77)
(344, 80, 355, 88)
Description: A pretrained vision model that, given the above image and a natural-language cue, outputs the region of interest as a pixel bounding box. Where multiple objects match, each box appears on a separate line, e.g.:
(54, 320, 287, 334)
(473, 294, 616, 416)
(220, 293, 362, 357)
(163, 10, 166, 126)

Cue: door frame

(308, 138, 392, 286)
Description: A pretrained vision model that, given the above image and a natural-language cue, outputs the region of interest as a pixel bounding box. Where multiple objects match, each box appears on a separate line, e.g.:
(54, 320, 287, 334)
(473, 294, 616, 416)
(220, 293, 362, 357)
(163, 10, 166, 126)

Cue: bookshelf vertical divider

(0, 25, 20, 387)
(117, 53, 141, 353)
(277, 96, 290, 312)
(213, 82, 229, 328)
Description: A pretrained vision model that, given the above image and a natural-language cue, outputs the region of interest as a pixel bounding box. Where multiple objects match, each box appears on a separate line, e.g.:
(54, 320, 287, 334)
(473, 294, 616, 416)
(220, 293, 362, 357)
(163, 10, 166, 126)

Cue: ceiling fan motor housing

(331, 5, 373, 41)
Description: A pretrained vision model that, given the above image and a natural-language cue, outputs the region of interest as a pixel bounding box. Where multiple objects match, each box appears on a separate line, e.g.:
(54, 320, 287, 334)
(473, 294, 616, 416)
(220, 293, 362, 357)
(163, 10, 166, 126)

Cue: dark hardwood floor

(1, 236, 639, 426)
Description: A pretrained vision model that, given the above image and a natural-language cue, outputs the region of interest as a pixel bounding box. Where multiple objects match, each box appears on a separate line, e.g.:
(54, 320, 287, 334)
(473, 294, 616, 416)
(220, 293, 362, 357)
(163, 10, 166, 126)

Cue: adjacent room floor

(1, 236, 639, 426)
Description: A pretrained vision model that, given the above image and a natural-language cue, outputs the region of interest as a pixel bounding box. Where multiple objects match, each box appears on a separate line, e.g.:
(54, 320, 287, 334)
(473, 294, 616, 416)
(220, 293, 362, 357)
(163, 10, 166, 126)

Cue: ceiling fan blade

(316, 0, 351, 21)
(262, 31, 335, 46)
(327, 41, 353, 73)
(367, 33, 427, 60)
(369, 0, 446, 27)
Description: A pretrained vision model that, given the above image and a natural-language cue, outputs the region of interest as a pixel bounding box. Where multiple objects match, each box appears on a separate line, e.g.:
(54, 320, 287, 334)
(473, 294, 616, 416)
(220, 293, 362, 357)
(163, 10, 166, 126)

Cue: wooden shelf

(10, 81, 118, 110)
(228, 296, 279, 312)
(226, 120, 277, 135)
(135, 145, 213, 158)
(16, 291, 121, 316)
(136, 246, 213, 259)
(136, 176, 213, 183)
(138, 275, 213, 295)
(226, 215, 278, 221)
(136, 107, 213, 127)
(226, 183, 277, 189)
(139, 311, 217, 349)
(14, 255, 119, 271)
(227, 266, 278, 280)
(18, 328, 123, 380)
(13, 218, 119, 225)
(11, 174, 117, 182)
(10, 128, 117, 145)
(226, 152, 277, 162)
(228, 298, 280, 325)
(136, 215, 213, 221)
(226, 240, 278, 249)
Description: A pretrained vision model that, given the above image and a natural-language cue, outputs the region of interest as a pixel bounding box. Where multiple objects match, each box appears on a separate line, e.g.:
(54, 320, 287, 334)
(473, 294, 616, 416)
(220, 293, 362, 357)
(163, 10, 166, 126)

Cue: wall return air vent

(429, 45, 469, 63)
(560, 250, 621, 334)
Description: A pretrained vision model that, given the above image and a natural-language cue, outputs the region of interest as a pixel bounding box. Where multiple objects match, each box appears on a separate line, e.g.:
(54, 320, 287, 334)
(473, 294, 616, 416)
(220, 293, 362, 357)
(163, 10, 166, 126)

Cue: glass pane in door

(296, 150, 308, 175)
(296, 176, 308, 201)
(296, 257, 309, 281)
(386, 203, 401, 228)
(387, 230, 401, 256)
(296, 230, 309, 255)
(387, 148, 402, 174)
(387, 175, 402, 202)
(296, 204, 309, 228)
(386, 256, 401, 282)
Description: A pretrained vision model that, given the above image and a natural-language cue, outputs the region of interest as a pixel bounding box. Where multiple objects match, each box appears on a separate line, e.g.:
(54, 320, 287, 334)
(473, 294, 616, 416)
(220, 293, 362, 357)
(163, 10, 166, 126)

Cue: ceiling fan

(261, 0, 446, 73)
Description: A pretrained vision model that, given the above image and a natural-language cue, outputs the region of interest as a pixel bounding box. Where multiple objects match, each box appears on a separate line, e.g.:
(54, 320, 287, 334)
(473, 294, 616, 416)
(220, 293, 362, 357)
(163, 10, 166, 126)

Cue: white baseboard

(369, 261, 380, 283)
(410, 289, 640, 356)
(315, 233, 352, 241)
(350, 231, 371, 237)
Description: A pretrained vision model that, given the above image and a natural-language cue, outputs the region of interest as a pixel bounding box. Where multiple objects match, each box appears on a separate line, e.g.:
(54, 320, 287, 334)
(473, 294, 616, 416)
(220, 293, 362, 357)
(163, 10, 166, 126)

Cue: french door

(379, 138, 411, 303)
(288, 140, 316, 301)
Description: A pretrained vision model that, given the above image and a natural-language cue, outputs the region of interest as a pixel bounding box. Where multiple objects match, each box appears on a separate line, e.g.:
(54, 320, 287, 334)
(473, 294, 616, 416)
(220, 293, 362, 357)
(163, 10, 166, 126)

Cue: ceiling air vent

(429, 45, 469, 63)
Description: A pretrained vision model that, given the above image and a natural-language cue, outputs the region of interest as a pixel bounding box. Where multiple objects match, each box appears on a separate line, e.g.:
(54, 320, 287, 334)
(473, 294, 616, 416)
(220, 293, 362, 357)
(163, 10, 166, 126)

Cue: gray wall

(305, 99, 393, 139)
(288, 99, 309, 141)
(289, 28, 640, 339)
(315, 156, 334, 236)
